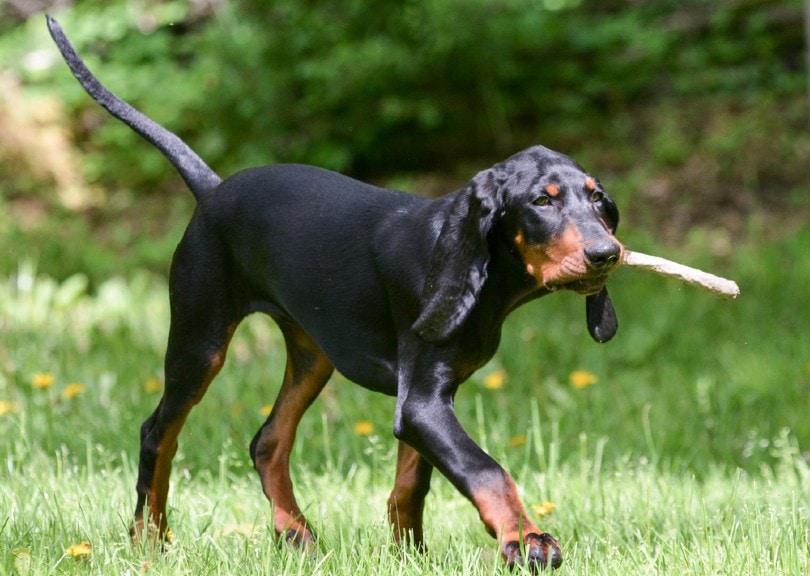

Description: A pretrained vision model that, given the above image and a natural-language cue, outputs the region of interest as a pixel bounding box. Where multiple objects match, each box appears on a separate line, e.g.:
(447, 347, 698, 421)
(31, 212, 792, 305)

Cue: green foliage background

(0, 0, 807, 279)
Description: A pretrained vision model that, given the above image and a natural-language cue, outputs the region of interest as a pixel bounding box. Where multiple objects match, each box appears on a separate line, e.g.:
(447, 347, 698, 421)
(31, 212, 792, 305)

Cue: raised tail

(46, 15, 222, 201)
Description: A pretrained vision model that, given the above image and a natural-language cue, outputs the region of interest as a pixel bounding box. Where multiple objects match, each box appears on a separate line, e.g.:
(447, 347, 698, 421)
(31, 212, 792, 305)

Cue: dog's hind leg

(131, 233, 241, 543)
(387, 440, 433, 549)
(250, 319, 334, 548)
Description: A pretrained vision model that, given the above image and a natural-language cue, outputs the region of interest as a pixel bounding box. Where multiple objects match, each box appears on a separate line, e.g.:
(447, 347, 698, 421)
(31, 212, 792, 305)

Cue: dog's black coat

(48, 15, 624, 571)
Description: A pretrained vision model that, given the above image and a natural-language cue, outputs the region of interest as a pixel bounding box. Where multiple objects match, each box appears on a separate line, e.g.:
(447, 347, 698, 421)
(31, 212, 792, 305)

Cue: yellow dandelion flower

(0, 401, 21, 416)
(166, 530, 175, 543)
(570, 370, 598, 389)
(532, 501, 556, 518)
(65, 541, 92, 558)
(259, 404, 274, 417)
(354, 420, 375, 436)
(483, 369, 506, 390)
(63, 383, 86, 400)
(32, 373, 54, 389)
(143, 378, 162, 394)
(509, 435, 527, 447)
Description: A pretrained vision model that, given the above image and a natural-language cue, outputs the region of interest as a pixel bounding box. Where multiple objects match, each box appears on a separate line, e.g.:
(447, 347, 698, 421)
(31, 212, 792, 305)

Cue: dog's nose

(584, 241, 622, 271)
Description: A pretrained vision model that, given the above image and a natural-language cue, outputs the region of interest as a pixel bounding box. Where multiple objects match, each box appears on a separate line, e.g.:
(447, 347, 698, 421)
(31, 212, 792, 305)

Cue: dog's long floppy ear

(585, 190, 620, 343)
(586, 286, 618, 343)
(412, 170, 503, 343)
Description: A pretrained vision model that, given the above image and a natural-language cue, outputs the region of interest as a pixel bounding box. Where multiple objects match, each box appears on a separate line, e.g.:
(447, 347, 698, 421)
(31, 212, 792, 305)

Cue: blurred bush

(0, 0, 806, 279)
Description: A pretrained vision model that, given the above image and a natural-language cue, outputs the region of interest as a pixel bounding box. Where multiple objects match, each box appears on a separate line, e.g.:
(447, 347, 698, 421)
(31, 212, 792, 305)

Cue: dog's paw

(502, 532, 562, 571)
(282, 527, 317, 553)
(129, 519, 172, 549)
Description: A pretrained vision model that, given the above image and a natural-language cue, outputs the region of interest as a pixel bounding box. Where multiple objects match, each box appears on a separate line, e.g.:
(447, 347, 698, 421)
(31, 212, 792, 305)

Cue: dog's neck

(451, 229, 551, 350)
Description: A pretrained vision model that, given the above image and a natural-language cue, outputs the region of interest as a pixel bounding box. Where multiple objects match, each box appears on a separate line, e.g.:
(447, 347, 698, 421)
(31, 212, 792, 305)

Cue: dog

(48, 15, 624, 570)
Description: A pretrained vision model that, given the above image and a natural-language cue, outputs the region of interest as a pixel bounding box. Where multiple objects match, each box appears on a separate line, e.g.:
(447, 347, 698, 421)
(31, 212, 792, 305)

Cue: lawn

(2, 228, 809, 574)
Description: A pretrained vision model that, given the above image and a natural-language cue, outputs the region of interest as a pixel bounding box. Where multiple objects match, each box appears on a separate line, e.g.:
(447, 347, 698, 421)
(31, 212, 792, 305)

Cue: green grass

(2, 228, 809, 574)
(2, 431, 808, 575)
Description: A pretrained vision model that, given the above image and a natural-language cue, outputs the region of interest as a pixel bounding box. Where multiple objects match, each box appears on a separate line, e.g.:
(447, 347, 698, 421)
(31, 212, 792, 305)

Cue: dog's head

(413, 145, 623, 343)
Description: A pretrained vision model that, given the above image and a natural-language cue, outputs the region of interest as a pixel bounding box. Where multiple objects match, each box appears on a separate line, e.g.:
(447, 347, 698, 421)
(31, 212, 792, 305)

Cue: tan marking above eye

(585, 177, 596, 191)
(544, 183, 560, 197)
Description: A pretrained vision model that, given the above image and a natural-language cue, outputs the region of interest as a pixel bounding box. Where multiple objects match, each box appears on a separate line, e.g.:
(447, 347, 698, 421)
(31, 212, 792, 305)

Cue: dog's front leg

(393, 358, 562, 571)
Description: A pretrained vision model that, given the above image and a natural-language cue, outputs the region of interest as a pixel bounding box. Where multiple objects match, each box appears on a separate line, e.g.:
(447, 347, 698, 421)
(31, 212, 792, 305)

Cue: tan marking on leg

(388, 441, 432, 548)
(253, 325, 333, 547)
(135, 323, 238, 544)
(470, 472, 563, 568)
(470, 474, 540, 541)
(144, 419, 184, 537)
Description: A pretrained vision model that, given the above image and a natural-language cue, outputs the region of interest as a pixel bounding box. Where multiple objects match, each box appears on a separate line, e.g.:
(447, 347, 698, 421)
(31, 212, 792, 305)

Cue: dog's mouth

(522, 243, 621, 296)
(546, 275, 609, 295)
(541, 254, 614, 295)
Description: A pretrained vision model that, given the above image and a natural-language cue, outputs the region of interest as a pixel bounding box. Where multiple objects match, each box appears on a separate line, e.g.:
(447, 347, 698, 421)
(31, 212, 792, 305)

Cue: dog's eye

(533, 196, 551, 207)
(591, 191, 604, 203)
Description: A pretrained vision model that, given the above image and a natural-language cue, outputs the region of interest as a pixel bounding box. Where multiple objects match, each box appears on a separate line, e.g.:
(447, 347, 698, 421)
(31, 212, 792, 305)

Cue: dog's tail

(46, 15, 222, 201)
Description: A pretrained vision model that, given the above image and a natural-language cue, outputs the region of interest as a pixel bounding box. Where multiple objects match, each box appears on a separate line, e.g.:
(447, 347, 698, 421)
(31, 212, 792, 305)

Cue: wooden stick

(621, 250, 740, 300)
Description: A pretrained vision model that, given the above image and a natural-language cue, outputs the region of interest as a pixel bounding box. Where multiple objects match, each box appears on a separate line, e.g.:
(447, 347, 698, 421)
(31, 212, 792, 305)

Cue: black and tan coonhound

(49, 16, 624, 570)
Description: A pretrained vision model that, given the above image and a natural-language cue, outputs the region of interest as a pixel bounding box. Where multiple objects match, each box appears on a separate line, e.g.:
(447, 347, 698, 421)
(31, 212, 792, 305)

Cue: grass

(2, 227, 809, 574)
(2, 431, 808, 575)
